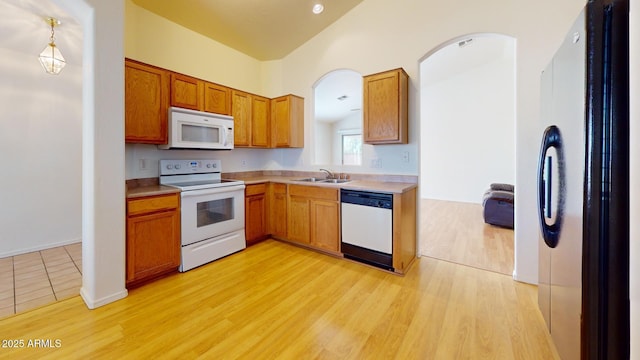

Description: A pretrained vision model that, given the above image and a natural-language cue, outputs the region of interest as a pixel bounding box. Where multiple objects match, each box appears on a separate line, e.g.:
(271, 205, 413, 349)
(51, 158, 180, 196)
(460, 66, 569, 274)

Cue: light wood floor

(0, 239, 557, 359)
(421, 199, 514, 276)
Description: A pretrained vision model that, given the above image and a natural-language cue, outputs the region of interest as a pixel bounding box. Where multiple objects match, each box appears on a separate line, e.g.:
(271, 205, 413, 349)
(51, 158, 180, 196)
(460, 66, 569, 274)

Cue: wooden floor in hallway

(421, 199, 514, 276)
(0, 239, 557, 359)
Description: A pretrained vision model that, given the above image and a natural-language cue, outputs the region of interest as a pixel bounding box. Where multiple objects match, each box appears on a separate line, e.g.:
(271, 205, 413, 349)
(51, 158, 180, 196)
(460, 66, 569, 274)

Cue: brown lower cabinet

(244, 182, 415, 274)
(246, 182, 339, 254)
(392, 188, 417, 274)
(268, 183, 288, 238)
(245, 183, 268, 246)
(126, 193, 180, 288)
(287, 184, 340, 254)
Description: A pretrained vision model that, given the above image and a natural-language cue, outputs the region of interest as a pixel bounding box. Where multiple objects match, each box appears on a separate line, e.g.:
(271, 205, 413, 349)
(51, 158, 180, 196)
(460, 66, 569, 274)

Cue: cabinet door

(232, 90, 251, 147)
(125, 59, 169, 144)
(251, 95, 270, 147)
(204, 82, 231, 115)
(287, 196, 310, 244)
(245, 184, 267, 246)
(171, 73, 202, 110)
(271, 95, 304, 148)
(392, 188, 417, 274)
(310, 199, 340, 252)
(269, 183, 287, 238)
(363, 68, 408, 144)
(126, 209, 180, 284)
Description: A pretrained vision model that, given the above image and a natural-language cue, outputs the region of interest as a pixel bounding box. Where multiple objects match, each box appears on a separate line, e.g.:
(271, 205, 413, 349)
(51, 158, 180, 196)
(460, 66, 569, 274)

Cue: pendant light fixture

(38, 17, 66, 75)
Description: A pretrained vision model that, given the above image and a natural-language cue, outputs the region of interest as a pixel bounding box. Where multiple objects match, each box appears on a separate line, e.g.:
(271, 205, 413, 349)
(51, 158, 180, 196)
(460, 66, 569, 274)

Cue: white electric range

(160, 159, 245, 272)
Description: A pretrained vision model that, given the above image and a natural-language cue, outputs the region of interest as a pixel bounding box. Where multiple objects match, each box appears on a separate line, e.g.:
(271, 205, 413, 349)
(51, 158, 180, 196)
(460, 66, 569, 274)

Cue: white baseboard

(80, 287, 128, 310)
(0, 238, 82, 258)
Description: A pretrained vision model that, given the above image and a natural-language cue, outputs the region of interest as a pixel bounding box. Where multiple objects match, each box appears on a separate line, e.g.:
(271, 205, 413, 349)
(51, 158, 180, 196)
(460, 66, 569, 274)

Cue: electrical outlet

(138, 159, 147, 171)
(241, 159, 247, 166)
(402, 151, 409, 163)
(370, 158, 382, 168)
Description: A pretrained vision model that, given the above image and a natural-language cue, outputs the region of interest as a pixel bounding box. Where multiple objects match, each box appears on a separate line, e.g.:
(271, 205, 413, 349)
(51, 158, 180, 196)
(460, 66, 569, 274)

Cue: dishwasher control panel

(340, 189, 392, 209)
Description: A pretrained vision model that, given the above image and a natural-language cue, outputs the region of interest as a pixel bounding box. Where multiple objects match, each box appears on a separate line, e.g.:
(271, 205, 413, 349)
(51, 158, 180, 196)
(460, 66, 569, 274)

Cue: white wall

(314, 122, 332, 165)
(0, 15, 82, 256)
(420, 36, 515, 204)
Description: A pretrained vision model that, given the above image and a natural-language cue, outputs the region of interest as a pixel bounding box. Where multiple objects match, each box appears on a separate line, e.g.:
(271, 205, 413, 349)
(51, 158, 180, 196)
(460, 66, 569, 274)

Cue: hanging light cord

(48, 19, 56, 45)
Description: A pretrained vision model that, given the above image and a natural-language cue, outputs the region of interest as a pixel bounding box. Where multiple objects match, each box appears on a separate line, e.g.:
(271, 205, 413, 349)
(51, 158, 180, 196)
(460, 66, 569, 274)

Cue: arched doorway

(312, 69, 364, 168)
(419, 34, 516, 275)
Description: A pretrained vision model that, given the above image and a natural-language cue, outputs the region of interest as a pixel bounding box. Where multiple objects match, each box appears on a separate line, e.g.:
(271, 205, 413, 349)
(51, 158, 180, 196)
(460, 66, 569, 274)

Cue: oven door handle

(180, 184, 246, 198)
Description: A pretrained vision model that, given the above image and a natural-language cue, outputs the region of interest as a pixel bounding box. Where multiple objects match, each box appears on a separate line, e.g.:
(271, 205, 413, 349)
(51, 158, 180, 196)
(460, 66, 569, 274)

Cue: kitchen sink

(319, 179, 351, 184)
(295, 177, 324, 182)
(294, 177, 351, 184)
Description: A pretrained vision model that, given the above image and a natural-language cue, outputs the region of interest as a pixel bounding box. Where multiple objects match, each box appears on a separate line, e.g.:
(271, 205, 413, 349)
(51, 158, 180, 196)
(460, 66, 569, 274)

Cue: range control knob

(175, 164, 181, 169)
(206, 163, 212, 168)
(166, 164, 173, 170)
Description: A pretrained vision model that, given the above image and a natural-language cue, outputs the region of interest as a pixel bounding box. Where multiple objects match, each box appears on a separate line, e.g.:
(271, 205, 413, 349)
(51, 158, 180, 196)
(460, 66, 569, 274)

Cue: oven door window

(181, 124, 220, 143)
(180, 187, 245, 247)
(197, 198, 233, 227)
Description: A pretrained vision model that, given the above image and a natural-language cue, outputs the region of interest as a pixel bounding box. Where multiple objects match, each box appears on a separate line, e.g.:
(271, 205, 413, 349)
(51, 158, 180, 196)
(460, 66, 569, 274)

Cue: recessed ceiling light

(312, 3, 324, 14)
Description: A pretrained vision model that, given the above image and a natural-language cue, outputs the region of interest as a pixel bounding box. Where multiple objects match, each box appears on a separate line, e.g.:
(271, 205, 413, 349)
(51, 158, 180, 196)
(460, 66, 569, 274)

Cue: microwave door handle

(222, 126, 228, 146)
(180, 185, 246, 198)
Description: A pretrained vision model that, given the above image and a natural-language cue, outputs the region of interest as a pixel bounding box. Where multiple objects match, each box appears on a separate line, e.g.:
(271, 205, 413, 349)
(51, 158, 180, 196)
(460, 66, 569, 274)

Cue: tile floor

(0, 243, 82, 319)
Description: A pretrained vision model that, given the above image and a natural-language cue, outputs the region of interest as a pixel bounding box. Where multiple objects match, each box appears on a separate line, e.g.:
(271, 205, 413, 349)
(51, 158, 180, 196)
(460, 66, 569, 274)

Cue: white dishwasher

(340, 189, 393, 271)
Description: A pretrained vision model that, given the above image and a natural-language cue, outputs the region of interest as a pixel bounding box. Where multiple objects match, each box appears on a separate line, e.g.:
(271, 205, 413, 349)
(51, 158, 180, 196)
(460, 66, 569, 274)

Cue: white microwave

(159, 107, 234, 150)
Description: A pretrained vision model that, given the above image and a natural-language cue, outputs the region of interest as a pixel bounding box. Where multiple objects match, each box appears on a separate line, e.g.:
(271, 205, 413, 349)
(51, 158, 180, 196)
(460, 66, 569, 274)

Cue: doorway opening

(419, 34, 516, 275)
(0, 0, 84, 318)
(312, 69, 364, 168)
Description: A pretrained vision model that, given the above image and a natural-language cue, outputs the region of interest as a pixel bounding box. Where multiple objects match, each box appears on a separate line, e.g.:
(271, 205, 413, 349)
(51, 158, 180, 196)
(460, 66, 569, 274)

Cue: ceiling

(131, 0, 365, 61)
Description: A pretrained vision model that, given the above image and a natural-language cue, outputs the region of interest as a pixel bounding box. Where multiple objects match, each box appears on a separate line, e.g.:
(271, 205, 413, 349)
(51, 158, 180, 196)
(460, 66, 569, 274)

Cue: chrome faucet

(320, 168, 335, 179)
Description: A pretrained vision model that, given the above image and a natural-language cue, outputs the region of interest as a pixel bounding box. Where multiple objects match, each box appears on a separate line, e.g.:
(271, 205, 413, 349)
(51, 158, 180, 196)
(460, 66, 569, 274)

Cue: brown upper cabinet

(251, 95, 271, 147)
(231, 91, 271, 148)
(170, 73, 232, 115)
(125, 59, 302, 148)
(363, 68, 409, 144)
(170, 73, 202, 110)
(271, 95, 304, 148)
(125, 59, 170, 144)
(204, 82, 232, 115)
(232, 90, 251, 147)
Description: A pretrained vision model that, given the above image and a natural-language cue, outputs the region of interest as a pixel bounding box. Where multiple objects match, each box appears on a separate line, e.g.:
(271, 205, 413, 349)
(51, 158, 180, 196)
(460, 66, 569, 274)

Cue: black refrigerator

(537, 0, 629, 359)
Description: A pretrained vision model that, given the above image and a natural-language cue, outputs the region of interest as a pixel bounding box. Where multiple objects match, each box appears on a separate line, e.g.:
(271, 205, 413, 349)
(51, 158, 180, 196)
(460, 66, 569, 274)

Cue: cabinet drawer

(289, 184, 338, 201)
(245, 183, 267, 196)
(127, 194, 179, 216)
(271, 183, 287, 194)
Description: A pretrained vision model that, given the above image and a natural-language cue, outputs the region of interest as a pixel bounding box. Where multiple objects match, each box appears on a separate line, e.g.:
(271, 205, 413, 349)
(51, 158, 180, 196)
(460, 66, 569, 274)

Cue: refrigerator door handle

(537, 125, 566, 248)
(544, 155, 553, 218)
